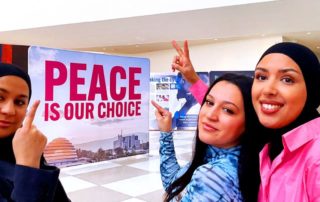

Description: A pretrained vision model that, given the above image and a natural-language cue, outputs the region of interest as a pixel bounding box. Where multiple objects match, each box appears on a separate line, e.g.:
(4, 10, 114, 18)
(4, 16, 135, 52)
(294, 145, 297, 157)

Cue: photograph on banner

(210, 70, 254, 83)
(28, 46, 150, 167)
(149, 72, 209, 130)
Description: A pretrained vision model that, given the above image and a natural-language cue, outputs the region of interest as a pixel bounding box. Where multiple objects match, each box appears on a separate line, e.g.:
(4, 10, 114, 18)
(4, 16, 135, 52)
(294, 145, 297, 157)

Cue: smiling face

(198, 81, 245, 148)
(252, 53, 307, 129)
(0, 76, 29, 138)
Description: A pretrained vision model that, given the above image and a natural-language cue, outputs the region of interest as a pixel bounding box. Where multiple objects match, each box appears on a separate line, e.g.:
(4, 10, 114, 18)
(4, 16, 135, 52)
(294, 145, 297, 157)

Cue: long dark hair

(164, 73, 265, 202)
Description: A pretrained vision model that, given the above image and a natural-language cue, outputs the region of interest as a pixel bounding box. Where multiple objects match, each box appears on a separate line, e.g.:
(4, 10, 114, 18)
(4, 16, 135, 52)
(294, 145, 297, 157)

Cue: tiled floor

(60, 131, 195, 202)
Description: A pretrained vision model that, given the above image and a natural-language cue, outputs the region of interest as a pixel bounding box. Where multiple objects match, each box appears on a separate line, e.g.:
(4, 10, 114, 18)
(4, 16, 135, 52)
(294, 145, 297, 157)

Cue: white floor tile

(61, 161, 121, 175)
(148, 149, 159, 157)
(127, 159, 160, 172)
(60, 176, 97, 193)
(173, 139, 193, 147)
(110, 154, 149, 163)
(174, 147, 192, 155)
(121, 199, 146, 202)
(173, 131, 195, 140)
(102, 173, 163, 197)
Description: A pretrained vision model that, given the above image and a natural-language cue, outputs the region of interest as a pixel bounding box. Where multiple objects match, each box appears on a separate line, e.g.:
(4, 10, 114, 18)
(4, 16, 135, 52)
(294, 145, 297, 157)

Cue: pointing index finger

(24, 100, 40, 128)
(151, 100, 167, 116)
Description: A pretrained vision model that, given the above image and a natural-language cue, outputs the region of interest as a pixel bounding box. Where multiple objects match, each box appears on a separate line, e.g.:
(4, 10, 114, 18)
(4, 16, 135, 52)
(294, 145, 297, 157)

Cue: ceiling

(0, 0, 320, 56)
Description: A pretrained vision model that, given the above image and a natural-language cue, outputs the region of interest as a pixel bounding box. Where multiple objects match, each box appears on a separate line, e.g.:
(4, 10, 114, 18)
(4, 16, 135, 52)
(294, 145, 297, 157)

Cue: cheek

(251, 84, 261, 100)
(284, 84, 306, 108)
(198, 107, 206, 122)
(16, 110, 27, 124)
(251, 85, 259, 104)
(227, 117, 245, 136)
(287, 92, 307, 119)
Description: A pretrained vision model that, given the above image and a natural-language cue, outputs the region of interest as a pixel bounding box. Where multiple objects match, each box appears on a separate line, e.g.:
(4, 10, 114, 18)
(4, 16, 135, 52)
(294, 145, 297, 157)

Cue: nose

(206, 106, 219, 121)
(262, 79, 278, 96)
(0, 101, 16, 115)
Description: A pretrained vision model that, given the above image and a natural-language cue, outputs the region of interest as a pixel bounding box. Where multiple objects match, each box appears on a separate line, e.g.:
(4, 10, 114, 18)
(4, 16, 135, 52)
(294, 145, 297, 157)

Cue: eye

(281, 77, 294, 84)
(223, 108, 235, 115)
(254, 73, 267, 81)
(205, 99, 214, 106)
(14, 99, 27, 106)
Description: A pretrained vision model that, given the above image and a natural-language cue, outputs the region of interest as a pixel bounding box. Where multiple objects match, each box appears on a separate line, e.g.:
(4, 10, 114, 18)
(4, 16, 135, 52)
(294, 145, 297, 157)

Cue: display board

(1, 44, 150, 167)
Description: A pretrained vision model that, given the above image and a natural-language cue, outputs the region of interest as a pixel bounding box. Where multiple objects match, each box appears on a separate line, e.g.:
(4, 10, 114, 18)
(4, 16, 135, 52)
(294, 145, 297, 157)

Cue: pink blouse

(259, 117, 320, 202)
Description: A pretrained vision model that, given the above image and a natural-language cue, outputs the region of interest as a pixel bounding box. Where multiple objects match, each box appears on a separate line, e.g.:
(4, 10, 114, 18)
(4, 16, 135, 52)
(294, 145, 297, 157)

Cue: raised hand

(171, 40, 200, 84)
(151, 100, 172, 132)
(12, 100, 47, 168)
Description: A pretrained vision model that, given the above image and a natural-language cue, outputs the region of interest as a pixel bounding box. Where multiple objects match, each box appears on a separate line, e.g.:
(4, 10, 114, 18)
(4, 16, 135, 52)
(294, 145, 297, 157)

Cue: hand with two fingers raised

(171, 40, 200, 84)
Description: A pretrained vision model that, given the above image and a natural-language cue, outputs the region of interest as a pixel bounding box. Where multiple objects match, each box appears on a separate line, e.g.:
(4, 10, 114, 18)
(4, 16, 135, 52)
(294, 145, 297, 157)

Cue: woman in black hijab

(252, 42, 320, 201)
(0, 63, 70, 202)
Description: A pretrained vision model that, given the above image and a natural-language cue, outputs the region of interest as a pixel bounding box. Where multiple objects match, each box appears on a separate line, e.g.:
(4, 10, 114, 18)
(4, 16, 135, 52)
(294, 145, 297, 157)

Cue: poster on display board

(24, 46, 150, 167)
(149, 72, 209, 130)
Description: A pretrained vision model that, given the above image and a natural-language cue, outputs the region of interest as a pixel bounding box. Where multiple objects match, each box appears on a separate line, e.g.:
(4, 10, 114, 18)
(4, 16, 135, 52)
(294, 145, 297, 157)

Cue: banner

(28, 46, 150, 167)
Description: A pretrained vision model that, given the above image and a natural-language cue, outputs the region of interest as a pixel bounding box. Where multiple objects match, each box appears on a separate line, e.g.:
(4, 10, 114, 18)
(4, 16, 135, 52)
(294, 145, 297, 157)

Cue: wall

(133, 36, 283, 73)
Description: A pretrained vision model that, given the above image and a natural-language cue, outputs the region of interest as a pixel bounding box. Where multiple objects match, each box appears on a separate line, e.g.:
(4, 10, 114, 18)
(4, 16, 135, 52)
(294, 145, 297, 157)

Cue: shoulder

(185, 162, 242, 201)
(192, 160, 239, 187)
(304, 138, 320, 166)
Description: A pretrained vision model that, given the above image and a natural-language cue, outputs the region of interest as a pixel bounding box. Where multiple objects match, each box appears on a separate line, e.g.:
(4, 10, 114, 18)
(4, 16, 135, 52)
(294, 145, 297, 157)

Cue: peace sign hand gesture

(151, 100, 172, 132)
(13, 100, 47, 168)
(171, 40, 200, 84)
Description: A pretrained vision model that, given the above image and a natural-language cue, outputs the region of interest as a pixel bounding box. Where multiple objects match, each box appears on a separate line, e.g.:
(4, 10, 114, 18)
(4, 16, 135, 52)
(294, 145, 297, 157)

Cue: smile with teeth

(262, 103, 282, 111)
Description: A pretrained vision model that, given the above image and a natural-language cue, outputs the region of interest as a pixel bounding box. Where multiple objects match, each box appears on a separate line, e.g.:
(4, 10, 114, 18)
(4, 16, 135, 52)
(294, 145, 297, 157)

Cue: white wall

(133, 36, 283, 73)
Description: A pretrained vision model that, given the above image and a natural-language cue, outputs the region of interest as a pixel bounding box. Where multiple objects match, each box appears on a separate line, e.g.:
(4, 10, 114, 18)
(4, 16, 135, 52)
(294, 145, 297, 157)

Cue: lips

(260, 101, 283, 114)
(202, 122, 218, 132)
(0, 120, 13, 127)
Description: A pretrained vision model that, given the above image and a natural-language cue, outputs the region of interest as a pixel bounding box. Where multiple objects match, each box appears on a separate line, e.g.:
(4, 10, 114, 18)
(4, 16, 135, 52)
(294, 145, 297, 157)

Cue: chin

(259, 119, 281, 129)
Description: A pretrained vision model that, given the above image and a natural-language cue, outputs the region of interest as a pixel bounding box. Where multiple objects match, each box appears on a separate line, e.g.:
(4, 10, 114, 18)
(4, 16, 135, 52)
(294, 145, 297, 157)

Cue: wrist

(188, 75, 200, 85)
(160, 128, 172, 133)
(16, 158, 40, 169)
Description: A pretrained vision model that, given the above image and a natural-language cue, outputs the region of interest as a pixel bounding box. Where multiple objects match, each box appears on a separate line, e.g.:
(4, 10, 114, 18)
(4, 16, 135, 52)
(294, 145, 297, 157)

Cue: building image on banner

(149, 72, 209, 130)
(28, 46, 150, 167)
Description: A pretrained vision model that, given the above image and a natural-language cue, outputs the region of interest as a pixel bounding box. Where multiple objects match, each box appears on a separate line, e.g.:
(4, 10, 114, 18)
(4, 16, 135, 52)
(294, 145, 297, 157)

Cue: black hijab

(257, 42, 320, 159)
(0, 63, 32, 163)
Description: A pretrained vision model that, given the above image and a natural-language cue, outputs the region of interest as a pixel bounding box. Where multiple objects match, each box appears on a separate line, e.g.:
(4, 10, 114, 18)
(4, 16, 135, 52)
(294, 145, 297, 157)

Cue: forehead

(209, 81, 243, 104)
(0, 75, 29, 96)
(257, 53, 302, 73)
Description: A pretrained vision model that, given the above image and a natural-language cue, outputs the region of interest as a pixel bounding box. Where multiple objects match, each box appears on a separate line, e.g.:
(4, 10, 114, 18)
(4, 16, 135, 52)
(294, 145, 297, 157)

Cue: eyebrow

(206, 94, 240, 110)
(0, 88, 29, 99)
(255, 67, 301, 74)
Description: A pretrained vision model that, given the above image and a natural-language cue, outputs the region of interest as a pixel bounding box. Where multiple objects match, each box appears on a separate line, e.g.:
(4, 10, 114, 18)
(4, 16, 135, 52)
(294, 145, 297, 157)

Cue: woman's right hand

(12, 100, 47, 169)
(151, 100, 172, 132)
(171, 40, 200, 85)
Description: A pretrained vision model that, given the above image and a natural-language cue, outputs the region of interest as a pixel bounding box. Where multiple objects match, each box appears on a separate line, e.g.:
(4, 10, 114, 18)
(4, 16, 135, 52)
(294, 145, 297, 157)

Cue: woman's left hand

(12, 100, 47, 169)
(151, 100, 172, 132)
